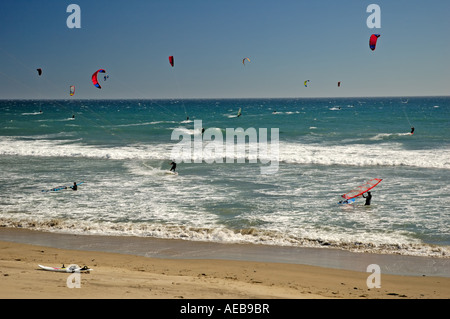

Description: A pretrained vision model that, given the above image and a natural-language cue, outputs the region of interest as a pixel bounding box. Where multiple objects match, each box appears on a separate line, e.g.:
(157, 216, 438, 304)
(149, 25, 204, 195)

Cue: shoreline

(0, 227, 449, 299)
(0, 227, 448, 278)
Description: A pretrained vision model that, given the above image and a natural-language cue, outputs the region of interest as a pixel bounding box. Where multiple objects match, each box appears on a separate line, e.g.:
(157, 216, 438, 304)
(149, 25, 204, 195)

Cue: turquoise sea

(0, 96, 449, 257)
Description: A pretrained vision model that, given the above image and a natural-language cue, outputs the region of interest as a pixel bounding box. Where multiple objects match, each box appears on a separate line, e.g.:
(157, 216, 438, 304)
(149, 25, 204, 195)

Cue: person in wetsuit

(362, 191, 372, 205)
(411, 127, 415, 135)
(71, 182, 77, 191)
(170, 161, 177, 172)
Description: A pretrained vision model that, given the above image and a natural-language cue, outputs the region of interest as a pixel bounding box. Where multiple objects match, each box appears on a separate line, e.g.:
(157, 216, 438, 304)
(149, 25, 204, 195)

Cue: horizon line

(1, 94, 449, 101)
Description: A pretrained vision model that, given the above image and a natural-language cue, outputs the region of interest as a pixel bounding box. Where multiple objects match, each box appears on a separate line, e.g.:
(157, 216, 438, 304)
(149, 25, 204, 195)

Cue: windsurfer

(362, 191, 372, 205)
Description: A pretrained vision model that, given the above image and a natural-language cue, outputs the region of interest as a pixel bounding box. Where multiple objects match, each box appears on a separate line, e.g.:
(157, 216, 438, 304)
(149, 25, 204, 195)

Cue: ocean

(0, 97, 449, 258)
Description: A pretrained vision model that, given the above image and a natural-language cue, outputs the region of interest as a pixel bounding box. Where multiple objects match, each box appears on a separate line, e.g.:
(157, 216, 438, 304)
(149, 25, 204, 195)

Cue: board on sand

(38, 264, 92, 273)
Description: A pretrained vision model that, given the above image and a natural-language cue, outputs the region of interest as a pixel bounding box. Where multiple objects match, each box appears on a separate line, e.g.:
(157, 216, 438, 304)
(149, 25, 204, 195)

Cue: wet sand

(0, 228, 449, 299)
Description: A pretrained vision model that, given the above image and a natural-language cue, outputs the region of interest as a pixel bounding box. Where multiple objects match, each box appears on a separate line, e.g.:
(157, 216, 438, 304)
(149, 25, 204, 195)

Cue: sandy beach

(0, 228, 449, 300)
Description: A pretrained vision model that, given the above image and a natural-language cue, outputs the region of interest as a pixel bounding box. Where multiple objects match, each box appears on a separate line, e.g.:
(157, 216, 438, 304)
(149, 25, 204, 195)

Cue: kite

(242, 57, 250, 65)
(91, 69, 106, 89)
(338, 81, 341, 87)
(70, 85, 75, 96)
(369, 34, 380, 51)
(37, 68, 42, 76)
(304, 80, 310, 87)
(169, 56, 174, 67)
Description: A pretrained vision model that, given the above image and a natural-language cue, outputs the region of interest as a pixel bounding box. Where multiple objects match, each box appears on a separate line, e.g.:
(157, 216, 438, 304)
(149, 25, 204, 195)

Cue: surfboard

(42, 185, 68, 192)
(42, 182, 84, 192)
(338, 198, 355, 205)
(38, 264, 92, 273)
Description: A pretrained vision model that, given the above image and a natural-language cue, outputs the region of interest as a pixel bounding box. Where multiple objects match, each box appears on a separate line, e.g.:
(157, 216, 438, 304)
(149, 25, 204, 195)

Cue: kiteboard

(165, 170, 178, 175)
(38, 264, 92, 273)
(42, 182, 84, 192)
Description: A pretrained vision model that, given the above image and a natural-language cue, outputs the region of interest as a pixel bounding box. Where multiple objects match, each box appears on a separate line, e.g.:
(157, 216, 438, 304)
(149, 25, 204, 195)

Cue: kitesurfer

(362, 191, 372, 205)
(170, 161, 177, 172)
(411, 127, 415, 135)
(71, 182, 77, 191)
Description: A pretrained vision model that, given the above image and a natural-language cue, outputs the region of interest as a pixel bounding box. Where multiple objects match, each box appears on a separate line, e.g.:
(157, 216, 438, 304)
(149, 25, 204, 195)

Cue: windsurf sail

(342, 178, 382, 200)
(70, 85, 75, 96)
(237, 107, 242, 117)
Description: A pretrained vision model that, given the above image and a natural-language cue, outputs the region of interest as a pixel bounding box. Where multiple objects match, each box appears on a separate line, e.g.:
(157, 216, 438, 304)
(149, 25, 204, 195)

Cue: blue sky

(0, 0, 449, 99)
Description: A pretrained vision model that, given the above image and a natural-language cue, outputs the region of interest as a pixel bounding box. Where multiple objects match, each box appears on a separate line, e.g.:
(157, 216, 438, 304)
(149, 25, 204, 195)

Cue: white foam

(370, 132, 411, 140)
(112, 120, 177, 128)
(0, 217, 448, 258)
(0, 137, 165, 160)
(278, 141, 450, 169)
(21, 112, 43, 115)
(272, 111, 301, 115)
(1, 136, 449, 170)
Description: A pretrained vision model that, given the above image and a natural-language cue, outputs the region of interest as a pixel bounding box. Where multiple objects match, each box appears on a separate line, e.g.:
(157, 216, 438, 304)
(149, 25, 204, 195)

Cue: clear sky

(0, 0, 449, 99)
